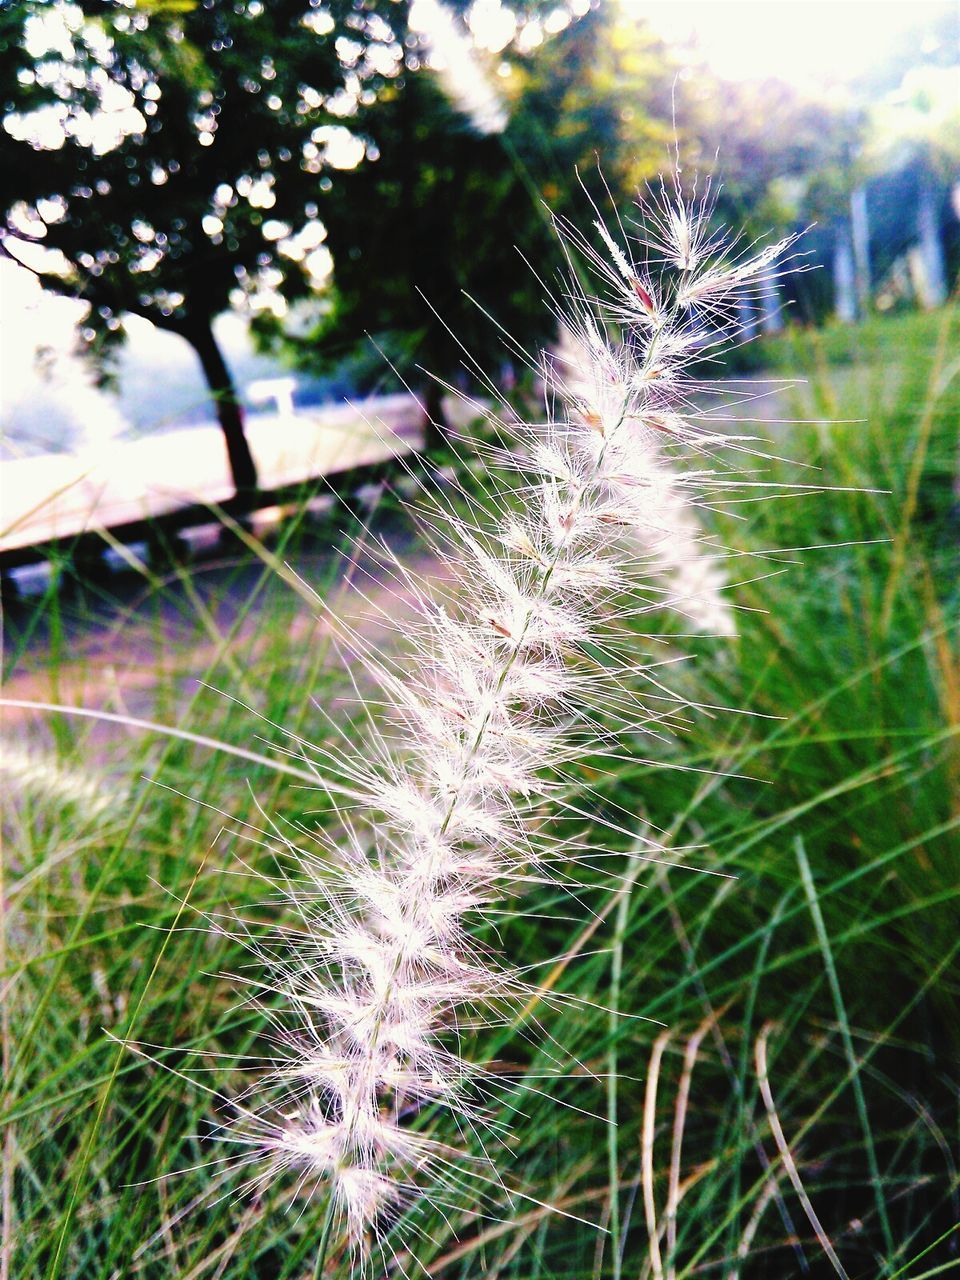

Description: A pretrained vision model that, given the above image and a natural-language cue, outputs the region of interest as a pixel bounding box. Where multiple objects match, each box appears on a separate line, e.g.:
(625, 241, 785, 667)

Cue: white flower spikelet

(551, 322, 736, 635)
(178, 177, 802, 1262)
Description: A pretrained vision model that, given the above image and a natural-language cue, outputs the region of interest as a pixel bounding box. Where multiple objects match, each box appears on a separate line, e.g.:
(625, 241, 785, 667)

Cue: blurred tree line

(1, 0, 956, 495)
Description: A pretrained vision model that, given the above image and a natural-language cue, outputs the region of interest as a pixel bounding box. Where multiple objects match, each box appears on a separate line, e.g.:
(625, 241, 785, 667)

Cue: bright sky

(633, 0, 957, 86)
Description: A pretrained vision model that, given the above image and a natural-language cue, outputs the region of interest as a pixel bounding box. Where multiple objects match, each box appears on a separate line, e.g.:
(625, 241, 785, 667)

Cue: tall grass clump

(6, 208, 956, 1277)
(114, 180, 814, 1270)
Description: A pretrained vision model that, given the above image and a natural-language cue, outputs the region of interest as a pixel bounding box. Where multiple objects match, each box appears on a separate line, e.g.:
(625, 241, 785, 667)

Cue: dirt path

(2, 520, 448, 752)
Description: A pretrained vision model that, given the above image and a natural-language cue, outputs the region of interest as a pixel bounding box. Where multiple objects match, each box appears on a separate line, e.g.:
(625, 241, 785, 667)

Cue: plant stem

(313, 1195, 337, 1280)
(796, 836, 894, 1268)
(606, 851, 641, 1280)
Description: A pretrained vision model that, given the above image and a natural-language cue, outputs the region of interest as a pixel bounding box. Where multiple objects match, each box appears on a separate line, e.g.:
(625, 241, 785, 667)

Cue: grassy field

(2, 305, 958, 1278)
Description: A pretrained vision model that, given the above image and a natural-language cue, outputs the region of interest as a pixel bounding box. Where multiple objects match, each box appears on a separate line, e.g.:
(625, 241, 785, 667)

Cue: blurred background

(1, 3, 959, 1278)
(1, 0, 957, 566)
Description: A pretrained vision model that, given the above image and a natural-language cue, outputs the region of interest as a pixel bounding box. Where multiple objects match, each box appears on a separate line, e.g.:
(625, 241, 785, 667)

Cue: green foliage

(0, 0, 384, 335)
(505, 4, 678, 197)
(259, 5, 684, 416)
(262, 71, 559, 409)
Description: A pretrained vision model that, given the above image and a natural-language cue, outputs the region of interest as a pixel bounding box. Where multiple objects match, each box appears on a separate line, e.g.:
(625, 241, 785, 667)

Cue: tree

(865, 62, 960, 308)
(262, 4, 681, 444)
(673, 70, 865, 325)
(0, 0, 405, 497)
(503, 3, 679, 206)
(271, 70, 562, 452)
(806, 7, 960, 318)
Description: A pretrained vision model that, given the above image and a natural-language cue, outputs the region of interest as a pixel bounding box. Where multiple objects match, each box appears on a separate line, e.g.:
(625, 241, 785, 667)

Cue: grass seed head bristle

(158, 163, 804, 1262)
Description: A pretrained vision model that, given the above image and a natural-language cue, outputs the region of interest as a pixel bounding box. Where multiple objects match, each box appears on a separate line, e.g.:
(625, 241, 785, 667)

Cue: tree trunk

(423, 380, 449, 455)
(736, 291, 759, 340)
(758, 274, 784, 334)
(833, 221, 858, 323)
(181, 314, 258, 499)
(850, 186, 872, 314)
(916, 171, 947, 309)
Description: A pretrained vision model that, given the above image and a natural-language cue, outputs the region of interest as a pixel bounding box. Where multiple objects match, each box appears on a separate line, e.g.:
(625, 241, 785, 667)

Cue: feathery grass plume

(551, 321, 736, 635)
(153, 171, 806, 1267)
(0, 741, 125, 821)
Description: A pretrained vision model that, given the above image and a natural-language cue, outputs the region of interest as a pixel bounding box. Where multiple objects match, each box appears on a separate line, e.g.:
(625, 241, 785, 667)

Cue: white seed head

(181, 165, 802, 1260)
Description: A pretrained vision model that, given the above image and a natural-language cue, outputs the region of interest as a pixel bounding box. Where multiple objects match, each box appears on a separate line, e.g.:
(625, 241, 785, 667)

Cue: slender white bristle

(159, 167, 803, 1266)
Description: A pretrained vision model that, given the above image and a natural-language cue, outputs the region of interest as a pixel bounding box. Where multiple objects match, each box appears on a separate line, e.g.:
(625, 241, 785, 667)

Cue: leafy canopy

(0, 0, 404, 344)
